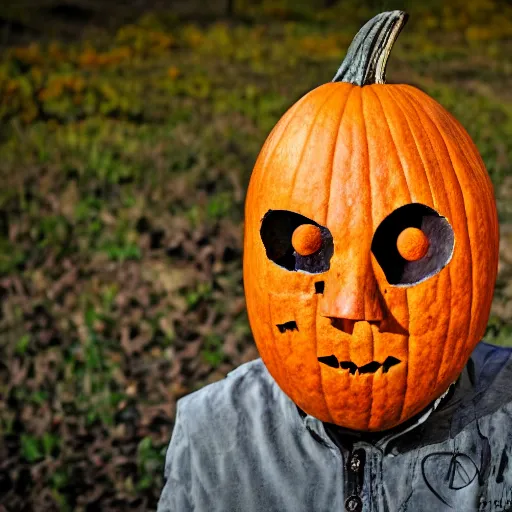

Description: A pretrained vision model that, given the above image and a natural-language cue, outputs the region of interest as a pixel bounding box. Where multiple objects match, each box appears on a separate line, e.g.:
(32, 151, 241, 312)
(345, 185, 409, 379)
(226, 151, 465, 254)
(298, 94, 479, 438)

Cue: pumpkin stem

(332, 10, 408, 86)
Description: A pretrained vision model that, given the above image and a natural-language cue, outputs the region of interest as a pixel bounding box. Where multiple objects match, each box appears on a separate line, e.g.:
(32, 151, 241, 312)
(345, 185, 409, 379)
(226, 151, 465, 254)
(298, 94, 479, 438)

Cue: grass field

(1, 0, 512, 510)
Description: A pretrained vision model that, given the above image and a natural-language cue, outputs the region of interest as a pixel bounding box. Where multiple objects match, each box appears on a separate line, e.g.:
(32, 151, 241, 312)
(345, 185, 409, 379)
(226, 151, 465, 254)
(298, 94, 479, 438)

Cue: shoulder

(471, 341, 512, 392)
(178, 357, 275, 414)
(176, 358, 292, 440)
(468, 341, 512, 416)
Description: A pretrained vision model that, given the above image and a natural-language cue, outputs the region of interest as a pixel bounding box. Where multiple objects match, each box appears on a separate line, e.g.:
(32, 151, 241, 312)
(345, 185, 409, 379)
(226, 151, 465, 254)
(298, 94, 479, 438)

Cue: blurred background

(1, 0, 512, 510)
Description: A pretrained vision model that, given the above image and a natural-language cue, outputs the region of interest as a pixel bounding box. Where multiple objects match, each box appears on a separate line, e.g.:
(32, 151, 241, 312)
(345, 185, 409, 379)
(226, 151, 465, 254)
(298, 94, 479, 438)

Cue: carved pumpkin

(243, 11, 499, 431)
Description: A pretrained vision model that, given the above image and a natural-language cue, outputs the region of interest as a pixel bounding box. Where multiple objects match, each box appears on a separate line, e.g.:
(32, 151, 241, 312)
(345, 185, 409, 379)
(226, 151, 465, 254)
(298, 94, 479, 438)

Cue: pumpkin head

(243, 11, 499, 432)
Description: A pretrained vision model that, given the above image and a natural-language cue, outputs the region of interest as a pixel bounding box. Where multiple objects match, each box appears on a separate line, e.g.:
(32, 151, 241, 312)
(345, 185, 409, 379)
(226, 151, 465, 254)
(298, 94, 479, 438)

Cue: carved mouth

(318, 355, 401, 375)
(276, 321, 298, 333)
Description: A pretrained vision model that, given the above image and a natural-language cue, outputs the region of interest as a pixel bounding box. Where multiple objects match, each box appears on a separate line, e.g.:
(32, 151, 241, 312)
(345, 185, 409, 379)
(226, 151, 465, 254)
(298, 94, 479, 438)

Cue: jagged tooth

(318, 355, 339, 369)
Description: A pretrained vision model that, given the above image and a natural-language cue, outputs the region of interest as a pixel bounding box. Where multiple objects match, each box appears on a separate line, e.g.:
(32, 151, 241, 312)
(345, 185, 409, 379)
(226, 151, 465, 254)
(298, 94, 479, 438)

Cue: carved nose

(318, 264, 384, 327)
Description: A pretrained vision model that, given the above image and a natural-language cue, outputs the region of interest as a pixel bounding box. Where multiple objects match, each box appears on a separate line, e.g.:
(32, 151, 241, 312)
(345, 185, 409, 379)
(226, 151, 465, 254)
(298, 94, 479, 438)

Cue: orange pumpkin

(243, 11, 499, 431)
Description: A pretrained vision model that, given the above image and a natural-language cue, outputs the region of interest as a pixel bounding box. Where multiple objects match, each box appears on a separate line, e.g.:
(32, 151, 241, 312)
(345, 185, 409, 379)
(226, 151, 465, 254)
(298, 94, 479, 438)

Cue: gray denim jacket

(158, 342, 512, 512)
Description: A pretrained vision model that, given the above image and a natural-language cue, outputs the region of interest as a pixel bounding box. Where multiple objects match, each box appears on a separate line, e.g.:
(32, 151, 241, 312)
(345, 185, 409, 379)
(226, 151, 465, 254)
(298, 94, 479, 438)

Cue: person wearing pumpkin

(158, 11, 512, 512)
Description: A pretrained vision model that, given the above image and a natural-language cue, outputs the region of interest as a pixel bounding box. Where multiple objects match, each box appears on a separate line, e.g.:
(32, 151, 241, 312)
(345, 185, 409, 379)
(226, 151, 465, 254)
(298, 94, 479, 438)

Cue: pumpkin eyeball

(292, 224, 323, 256)
(397, 227, 429, 261)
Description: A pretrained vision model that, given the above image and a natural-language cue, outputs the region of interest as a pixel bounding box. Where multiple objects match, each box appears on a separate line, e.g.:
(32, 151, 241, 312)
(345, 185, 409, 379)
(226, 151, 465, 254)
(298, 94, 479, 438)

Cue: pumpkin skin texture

(243, 14, 499, 432)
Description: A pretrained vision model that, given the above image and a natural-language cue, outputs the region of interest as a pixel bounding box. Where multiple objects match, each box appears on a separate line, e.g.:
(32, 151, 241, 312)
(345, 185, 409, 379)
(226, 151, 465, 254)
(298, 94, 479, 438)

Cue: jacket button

(345, 495, 362, 512)
(349, 453, 361, 472)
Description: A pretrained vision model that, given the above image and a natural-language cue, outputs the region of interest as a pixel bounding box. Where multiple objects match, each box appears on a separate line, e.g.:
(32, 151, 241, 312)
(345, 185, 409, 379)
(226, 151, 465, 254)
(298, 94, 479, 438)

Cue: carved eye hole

(260, 210, 333, 274)
(371, 203, 454, 287)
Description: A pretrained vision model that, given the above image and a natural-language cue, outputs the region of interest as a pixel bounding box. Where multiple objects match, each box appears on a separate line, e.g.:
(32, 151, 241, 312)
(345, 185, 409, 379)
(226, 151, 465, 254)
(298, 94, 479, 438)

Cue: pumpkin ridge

(360, 87, 374, 429)
(324, 85, 354, 226)
(436, 106, 499, 340)
(265, 289, 283, 398)
(400, 86, 473, 395)
(395, 86, 456, 406)
(396, 286, 410, 423)
(247, 99, 305, 396)
(314, 292, 334, 423)
(394, 88, 456, 412)
(289, 86, 343, 212)
(367, 336, 375, 429)
(253, 90, 314, 217)
(423, 97, 494, 374)
(267, 288, 294, 403)
(315, 87, 354, 426)
(444, 101, 499, 327)
(428, 92, 498, 256)
(382, 86, 434, 206)
(420, 87, 490, 189)
(402, 89, 473, 377)
(366, 86, 413, 204)
(382, 87, 452, 419)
